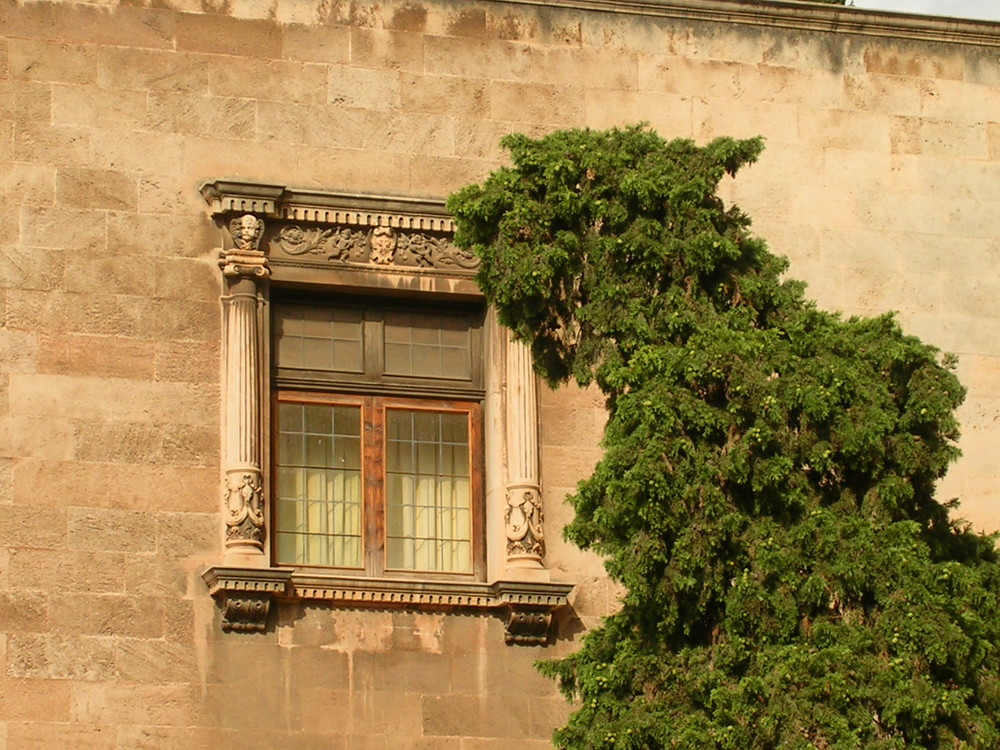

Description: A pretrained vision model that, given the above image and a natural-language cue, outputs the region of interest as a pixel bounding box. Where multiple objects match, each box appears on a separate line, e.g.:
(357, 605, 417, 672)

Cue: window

(271, 296, 485, 579)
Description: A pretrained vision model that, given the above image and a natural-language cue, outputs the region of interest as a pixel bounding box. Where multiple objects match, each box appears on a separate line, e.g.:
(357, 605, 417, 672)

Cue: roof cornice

(496, 0, 1000, 48)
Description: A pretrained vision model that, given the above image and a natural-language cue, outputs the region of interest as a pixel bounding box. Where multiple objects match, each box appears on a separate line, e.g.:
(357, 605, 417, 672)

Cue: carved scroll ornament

(505, 486, 545, 559)
(224, 470, 265, 546)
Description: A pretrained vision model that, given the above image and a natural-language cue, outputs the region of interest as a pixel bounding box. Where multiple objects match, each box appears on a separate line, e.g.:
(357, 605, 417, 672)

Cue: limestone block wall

(0, 0, 998, 747)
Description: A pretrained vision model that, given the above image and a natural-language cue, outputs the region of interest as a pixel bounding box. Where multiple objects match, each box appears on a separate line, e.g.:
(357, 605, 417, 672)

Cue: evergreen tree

(448, 126, 1000, 749)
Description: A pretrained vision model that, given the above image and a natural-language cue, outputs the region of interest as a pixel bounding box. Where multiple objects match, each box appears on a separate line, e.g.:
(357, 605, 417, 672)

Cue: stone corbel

(503, 608, 554, 646)
(203, 567, 293, 633)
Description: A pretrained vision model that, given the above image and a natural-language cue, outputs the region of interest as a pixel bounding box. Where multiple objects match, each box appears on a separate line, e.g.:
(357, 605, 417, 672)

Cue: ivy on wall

(449, 126, 1000, 749)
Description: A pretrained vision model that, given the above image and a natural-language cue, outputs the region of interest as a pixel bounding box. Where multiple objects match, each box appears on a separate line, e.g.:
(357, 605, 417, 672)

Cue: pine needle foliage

(448, 126, 1000, 749)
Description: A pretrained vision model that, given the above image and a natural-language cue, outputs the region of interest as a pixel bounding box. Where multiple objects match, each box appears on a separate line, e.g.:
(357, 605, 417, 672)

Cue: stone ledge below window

(202, 566, 574, 646)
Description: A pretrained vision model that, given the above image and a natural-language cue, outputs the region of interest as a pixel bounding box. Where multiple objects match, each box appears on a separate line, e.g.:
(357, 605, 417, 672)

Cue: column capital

(219, 214, 270, 279)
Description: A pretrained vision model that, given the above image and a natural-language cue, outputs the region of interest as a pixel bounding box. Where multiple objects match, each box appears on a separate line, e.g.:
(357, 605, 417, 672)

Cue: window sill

(202, 565, 574, 645)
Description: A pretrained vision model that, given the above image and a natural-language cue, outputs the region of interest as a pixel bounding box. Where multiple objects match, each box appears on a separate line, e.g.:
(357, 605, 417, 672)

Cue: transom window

(271, 297, 485, 578)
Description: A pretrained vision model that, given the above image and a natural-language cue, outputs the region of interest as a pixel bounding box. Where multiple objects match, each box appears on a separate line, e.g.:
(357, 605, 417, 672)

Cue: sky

(849, 0, 1000, 21)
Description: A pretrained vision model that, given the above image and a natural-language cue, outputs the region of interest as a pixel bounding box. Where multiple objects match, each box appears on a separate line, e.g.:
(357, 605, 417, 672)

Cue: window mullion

(364, 396, 386, 577)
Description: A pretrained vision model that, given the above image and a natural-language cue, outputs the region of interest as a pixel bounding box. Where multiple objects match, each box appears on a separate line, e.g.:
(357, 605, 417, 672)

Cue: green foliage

(448, 126, 1000, 749)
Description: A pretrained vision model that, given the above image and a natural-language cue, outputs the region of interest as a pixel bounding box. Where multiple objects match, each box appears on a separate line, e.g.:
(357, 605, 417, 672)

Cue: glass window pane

(440, 347, 470, 379)
(279, 433, 304, 467)
(384, 343, 411, 375)
(302, 342, 335, 370)
(335, 406, 360, 436)
(383, 310, 472, 381)
(411, 345, 442, 377)
(277, 337, 303, 369)
(413, 412, 439, 442)
(275, 402, 363, 568)
(274, 304, 363, 373)
(385, 407, 473, 574)
(304, 404, 333, 434)
(277, 467, 304, 501)
(279, 403, 302, 432)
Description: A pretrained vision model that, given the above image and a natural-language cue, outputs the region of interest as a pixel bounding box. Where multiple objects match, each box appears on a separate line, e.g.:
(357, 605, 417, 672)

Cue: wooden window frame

(271, 296, 487, 582)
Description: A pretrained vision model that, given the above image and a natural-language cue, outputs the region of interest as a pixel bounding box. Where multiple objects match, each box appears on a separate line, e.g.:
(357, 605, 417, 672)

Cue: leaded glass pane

(383, 310, 471, 380)
(384, 409, 473, 574)
(275, 401, 363, 568)
(274, 305, 364, 373)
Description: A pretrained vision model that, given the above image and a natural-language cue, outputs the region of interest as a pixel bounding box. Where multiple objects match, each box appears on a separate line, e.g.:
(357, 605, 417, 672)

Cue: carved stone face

(231, 214, 263, 251)
(369, 226, 397, 265)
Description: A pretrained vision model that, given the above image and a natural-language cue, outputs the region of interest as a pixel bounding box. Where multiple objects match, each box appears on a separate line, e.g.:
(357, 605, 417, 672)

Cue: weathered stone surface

(0, 591, 50, 633)
(13, 123, 90, 167)
(0, 505, 67, 549)
(49, 593, 164, 638)
(145, 92, 256, 140)
(6, 633, 116, 681)
(37, 333, 156, 380)
(8, 548, 127, 595)
(6, 721, 116, 750)
(281, 23, 351, 64)
(6, 38, 97, 84)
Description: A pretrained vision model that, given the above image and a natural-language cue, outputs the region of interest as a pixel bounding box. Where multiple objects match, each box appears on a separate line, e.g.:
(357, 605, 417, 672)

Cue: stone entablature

(202, 182, 477, 277)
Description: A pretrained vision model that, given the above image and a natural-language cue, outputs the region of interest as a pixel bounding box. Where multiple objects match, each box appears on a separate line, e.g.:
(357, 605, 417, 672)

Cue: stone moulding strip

(503, 0, 1000, 48)
(200, 182, 456, 233)
(202, 566, 573, 645)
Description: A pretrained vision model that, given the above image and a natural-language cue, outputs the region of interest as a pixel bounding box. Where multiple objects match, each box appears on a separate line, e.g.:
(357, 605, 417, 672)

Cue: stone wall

(1, 0, 998, 747)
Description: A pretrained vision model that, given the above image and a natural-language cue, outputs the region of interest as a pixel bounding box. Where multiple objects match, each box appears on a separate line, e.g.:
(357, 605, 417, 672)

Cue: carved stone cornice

(498, 0, 1000, 48)
(201, 566, 573, 644)
(202, 182, 475, 276)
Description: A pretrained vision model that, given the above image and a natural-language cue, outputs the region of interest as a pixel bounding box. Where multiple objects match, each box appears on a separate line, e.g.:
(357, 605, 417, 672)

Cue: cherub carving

(229, 214, 265, 252)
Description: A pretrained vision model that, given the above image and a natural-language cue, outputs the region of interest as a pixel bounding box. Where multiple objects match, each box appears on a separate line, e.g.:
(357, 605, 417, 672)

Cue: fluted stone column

(504, 333, 546, 572)
(219, 215, 269, 565)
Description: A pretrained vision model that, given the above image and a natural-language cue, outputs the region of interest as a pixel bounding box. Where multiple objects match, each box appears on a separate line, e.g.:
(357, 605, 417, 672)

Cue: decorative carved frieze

(202, 181, 476, 275)
(269, 222, 478, 271)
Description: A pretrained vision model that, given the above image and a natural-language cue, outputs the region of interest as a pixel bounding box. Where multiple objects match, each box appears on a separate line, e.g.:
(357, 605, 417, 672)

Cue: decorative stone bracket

(203, 566, 573, 645)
